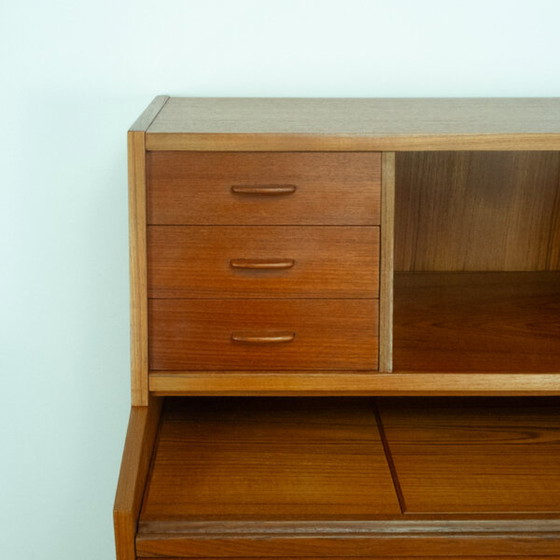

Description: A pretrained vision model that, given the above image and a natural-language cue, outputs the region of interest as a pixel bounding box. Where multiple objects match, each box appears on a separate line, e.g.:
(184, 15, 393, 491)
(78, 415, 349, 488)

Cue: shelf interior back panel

(394, 151, 560, 273)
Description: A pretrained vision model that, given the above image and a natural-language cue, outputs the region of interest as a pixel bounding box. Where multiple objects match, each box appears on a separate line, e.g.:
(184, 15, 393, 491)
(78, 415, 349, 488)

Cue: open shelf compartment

(392, 151, 560, 374)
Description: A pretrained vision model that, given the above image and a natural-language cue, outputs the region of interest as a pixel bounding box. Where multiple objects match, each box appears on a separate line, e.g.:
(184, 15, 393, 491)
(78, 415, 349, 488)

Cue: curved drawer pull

(230, 258, 295, 270)
(231, 184, 297, 195)
(231, 331, 295, 344)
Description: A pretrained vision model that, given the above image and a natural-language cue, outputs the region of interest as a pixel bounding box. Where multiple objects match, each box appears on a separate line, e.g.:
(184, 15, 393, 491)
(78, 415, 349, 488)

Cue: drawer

(148, 226, 380, 298)
(147, 152, 381, 225)
(149, 299, 379, 370)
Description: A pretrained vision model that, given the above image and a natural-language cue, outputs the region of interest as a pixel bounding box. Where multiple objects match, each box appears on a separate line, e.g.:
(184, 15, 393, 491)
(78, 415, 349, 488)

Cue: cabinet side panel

(379, 152, 395, 372)
(114, 398, 162, 560)
(129, 131, 149, 405)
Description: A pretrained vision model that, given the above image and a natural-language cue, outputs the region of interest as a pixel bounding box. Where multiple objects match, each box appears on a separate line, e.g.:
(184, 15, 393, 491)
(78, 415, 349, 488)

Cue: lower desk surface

(131, 396, 560, 558)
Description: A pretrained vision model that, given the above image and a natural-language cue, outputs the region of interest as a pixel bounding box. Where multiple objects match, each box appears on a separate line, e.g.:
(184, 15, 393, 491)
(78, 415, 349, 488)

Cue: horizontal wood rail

(149, 373, 560, 396)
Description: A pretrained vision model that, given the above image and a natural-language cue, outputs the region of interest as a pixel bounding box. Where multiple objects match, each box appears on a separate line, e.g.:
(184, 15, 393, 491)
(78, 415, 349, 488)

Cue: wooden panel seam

(373, 398, 405, 513)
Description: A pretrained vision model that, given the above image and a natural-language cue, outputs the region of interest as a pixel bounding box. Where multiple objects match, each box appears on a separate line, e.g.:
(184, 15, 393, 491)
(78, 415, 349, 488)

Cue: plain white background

(2, 1, 560, 558)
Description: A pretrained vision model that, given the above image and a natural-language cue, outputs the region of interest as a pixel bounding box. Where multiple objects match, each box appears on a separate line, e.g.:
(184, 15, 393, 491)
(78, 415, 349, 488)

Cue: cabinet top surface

(136, 96, 560, 150)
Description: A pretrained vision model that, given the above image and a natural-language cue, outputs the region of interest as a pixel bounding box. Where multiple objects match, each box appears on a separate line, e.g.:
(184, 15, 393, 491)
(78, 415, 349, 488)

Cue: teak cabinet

(114, 97, 560, 560)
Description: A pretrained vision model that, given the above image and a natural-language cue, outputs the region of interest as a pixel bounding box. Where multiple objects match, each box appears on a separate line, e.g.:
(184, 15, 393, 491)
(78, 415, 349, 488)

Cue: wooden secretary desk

(114, 97, 560, 560)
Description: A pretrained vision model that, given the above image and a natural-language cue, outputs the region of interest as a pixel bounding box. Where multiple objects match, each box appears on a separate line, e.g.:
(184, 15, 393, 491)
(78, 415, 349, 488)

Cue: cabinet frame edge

(114, 397, 162, 560)
(379, 152, 395, 372)
(148, 372, 560, 396)
(129, 130, 149, 405)
(129, 96, 169, 405)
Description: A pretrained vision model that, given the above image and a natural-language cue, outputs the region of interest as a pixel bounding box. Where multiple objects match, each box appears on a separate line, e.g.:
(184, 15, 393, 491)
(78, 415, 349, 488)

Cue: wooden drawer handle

(231, 184, 297, 195)
(231, 331, 295, 344)
(230, 258, 295, 270)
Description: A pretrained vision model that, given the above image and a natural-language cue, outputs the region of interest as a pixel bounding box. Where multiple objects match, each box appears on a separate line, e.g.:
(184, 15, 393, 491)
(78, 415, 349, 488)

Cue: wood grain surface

(379, 152, 395, 372)
(139, 398, 400, 524)
(128, 97, 171, 405)
(113, 398, 162, 560)
(147, 152, 381, 225)
(138, 557, 560, 560)
(378, 397, 560, 514)
(148, 226, 379, 298)
(136, 532, 560, 558)
(393, 271, 560, 373)
(394, 151, 560, 272)
(128, 130, 149, 406)
(121, 97, 560, 560)
(149, 299, 379, 371)
(134, 397, 560, 558)
(144, 97, 560, 151)
(149, 372, 560, 396)
(129, 95, 169, 132)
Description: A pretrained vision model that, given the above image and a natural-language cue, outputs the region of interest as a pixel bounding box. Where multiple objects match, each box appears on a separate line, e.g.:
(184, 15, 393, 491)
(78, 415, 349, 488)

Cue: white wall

(2, 1, 560, 558)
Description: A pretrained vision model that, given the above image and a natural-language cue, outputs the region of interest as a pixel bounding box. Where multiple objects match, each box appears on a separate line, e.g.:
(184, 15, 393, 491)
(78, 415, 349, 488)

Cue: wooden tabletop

(139, 97, 560, 151)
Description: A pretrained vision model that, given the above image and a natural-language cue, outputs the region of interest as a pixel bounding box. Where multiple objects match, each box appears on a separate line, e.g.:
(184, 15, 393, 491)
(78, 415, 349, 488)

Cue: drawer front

(148, 226, 380, 298)
(147, 152, 381, 225)
(149, 300, 379, 371)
